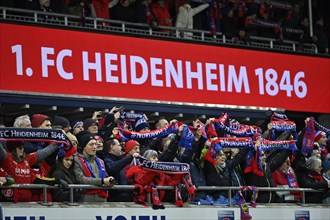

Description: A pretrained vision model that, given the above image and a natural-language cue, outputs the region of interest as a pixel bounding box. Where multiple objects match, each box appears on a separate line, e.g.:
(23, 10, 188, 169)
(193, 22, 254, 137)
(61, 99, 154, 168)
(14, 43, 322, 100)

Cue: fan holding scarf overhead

(0, 127, 74, 203)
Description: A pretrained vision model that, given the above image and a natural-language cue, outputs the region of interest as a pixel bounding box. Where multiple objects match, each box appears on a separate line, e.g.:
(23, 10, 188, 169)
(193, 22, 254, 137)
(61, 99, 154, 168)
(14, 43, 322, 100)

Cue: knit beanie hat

(314, 131, 326, 142)
(125, 140, 139, 154)
(83, 118, 98, 130)
(52, 116, 70, 129)
(31, 114, 50, 128)
(71, 120, 83, 130)
(76, 131, 95, 149)
(134, 118, 150, 132)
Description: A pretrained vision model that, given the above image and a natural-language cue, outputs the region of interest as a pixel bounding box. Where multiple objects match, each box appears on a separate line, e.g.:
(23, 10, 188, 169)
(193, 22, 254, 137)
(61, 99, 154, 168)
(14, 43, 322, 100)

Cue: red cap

(32, 114, 50, 128)
(314, 131, 326, 142)
(125, 140, 139, 154)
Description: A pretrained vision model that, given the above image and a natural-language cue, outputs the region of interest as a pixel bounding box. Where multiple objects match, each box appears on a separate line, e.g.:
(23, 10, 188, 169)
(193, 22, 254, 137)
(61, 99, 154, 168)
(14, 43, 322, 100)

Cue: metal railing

(0, 7, 318, 55)
(0, 184, 322, 207)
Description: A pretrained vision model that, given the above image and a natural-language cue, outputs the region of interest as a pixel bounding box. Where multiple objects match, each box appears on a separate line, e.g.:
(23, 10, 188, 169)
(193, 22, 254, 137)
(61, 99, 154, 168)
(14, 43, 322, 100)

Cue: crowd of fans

(0, 106, 329, 213)
(0, 0, 329, 54)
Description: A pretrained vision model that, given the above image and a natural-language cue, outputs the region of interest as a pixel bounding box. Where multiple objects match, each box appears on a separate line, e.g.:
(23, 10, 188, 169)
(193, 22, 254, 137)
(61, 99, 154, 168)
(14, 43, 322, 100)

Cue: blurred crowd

(0, 0, 329, 54)
(0, 107, 329, 212)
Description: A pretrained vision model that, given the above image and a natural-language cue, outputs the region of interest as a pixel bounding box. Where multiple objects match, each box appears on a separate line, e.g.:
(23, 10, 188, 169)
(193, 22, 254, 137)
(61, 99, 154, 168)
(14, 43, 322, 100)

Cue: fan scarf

(269, 120, 297, 140)
(245, 139, 297, 176)
(127, 156, 190, 177)
(119, 122, 206, 150)
(0, 128, 72, 150)
(118, 122, 180, 141)
(211, 114, 261, 137)
(119, 112, 144, 121)
(302, 117, 315, 154)
(203, 137, 254, 166)
(271, 112, 289, 121)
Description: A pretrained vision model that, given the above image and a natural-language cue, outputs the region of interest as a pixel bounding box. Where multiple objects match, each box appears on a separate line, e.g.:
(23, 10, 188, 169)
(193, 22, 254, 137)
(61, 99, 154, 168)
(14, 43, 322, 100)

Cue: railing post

(228, 189, 232, 207)
(66, 187, 79, 206)
(38, 185, 52, 206)
(302, 191, 305, 205)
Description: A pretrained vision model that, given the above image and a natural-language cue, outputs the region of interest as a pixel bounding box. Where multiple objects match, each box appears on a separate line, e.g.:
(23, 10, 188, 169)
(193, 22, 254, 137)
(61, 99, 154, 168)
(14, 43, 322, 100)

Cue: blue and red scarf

(118, 122, 179, 141)
(0, 128, 72, 150)
(302, 117, 315, 154)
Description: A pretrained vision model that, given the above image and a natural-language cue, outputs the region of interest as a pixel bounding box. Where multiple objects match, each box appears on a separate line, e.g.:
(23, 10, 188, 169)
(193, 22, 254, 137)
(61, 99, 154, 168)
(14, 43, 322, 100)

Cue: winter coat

(203, 149, 249, 198)
(101, 152, 134, 201)
(296, 168, 329, 203)
(175, 3, 209, 38)
(244, 150, 291, 203)
(50, 164, 83, 202)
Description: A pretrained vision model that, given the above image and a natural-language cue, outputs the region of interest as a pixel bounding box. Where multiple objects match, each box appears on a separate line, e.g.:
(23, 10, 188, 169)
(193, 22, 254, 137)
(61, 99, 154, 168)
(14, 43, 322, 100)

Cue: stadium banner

(0, 23, 329, 113)
(2, 206, 329, 220)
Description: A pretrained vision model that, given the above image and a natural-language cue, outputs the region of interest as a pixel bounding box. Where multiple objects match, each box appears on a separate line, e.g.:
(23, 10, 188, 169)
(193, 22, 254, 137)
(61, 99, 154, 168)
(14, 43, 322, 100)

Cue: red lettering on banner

(0, 23, 329, 113)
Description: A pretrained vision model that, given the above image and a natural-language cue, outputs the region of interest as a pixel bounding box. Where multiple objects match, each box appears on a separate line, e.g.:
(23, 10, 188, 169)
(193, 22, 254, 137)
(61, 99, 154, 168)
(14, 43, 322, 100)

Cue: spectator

(134, 0, 157, 27)
(13, 115, 32, 128)
(0, 141, 60, 202)
(50, 146, 83, 202)
(31, 114, 52, 129)
(175, 1, 209, 39)
(314, 131, 329, 160)
(83, 118, 98, 136)
(110, 0, 135, 22)
(24, 114, 52, 153)
(128, 149, 165, 209)
(221, 6, 246, 42)
(202, 146, 249, 200)
(91, 0, 111, 20)
(312, 16, 329, 54)
(271, 157, 301, 203)
(151, 0, 173, 32)
(134, 117, 153, 155)
(74, 131, 115, 202)
(71, 120, 84, 135)
(100, 138, 139, 201)
(52, 116, 71, 133)
(297, 157, 330, 203)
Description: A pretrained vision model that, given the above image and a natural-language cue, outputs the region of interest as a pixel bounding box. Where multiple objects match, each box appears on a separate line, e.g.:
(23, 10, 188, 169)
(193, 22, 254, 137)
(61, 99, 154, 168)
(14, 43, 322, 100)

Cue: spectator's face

(83, 140, 97, 156)
(149, 155, 158, 162)
(311, 149, 321, 158)
(21, 119, 32, 128)
(111, 139, 123, 156)
(128, 145, 140, 155)
(62, 156, 74, 169)
(15, 145, 24, 157)
(315, 161, 322, 174)
(216, 150, 226, 165)
(157, 119, 169, 129)
(39, 120, 52, 129)
(317, 135, 327, 146)
(87, 123, 98, 135)
(73, 124, 84, 135)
